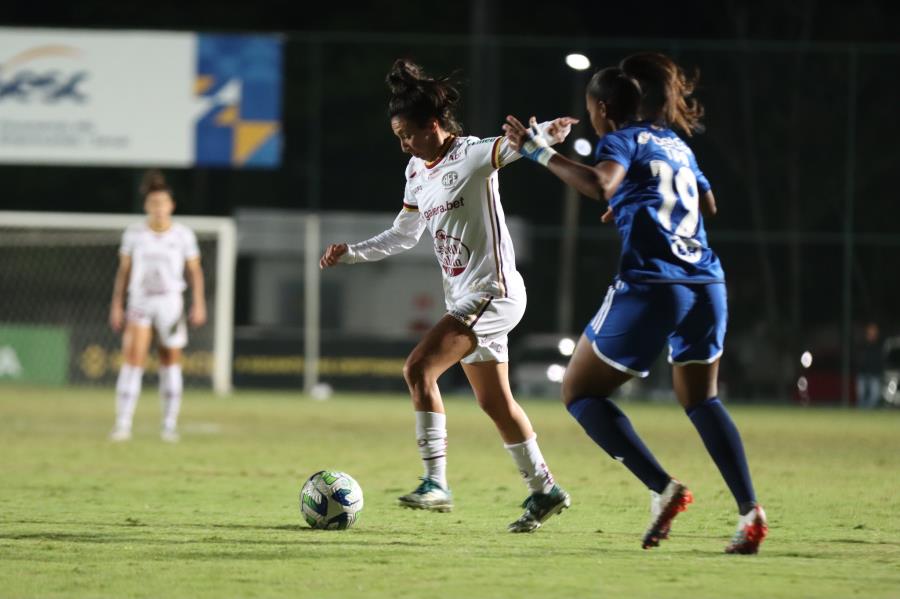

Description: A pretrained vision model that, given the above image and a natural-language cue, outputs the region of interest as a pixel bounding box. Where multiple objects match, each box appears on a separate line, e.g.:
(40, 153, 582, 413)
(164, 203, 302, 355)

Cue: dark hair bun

(140, 169, 170, 196)
(385, 59, 463, 135)
(386, 59, 425, 95)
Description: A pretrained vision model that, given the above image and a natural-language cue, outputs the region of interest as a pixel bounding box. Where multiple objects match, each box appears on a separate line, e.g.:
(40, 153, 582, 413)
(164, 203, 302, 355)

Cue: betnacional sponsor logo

(423, 197, 465, 221)
(434, 229, 470, 276)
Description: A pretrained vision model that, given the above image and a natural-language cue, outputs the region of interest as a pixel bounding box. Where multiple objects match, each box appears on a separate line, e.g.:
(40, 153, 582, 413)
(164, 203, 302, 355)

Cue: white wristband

(537, 146, 558, 167)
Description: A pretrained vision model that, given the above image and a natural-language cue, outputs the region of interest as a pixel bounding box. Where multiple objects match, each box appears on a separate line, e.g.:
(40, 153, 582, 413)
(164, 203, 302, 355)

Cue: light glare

(558, 337, 576, 356)
(574, 138, 592, 157)
(565, 53, 591, 71)
(546, 364, 566, 383)
(800, 351, 813, 369)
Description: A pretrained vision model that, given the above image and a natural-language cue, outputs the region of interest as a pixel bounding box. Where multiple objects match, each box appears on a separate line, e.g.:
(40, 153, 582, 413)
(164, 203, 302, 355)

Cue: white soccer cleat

(643, 479, 693, 549)
(725, 504, 768, 554)
(398, 478, 453, 512)
(160, 428, 180, 443)
(109, 427, 132, 442)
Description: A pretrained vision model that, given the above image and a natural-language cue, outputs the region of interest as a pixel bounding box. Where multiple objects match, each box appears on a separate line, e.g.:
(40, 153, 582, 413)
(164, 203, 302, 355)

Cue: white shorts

(126, 293, 188, 349)
(448, 292, 526, 364)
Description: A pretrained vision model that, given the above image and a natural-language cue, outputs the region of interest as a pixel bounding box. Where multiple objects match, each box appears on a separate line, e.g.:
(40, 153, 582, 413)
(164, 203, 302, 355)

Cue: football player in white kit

(108, 171, 207, 443)
(320, 59, 577, 532)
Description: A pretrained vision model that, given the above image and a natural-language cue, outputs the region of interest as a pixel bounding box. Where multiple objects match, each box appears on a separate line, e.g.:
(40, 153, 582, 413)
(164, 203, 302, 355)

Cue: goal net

(0, 212, 236, 394)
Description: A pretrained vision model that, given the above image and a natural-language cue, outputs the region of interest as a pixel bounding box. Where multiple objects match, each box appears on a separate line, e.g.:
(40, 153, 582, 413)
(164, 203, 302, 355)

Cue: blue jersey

(595, 122, 724, 284)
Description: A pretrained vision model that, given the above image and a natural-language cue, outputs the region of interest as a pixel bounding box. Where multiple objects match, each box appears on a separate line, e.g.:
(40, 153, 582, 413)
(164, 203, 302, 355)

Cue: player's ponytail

(386, 59, 463, 135)
(140, 169, 171, 197)
(620, 52, 705, 136)
(586, 67, 641, 126)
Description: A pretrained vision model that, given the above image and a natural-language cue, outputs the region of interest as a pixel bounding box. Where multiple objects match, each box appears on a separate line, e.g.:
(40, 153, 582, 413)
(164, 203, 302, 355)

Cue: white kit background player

(320, 59, 578, 532)
(109, 170, 207, 443)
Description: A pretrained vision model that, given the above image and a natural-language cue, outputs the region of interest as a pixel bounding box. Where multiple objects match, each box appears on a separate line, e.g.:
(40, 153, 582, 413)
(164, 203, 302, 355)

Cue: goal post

(0, 211, 236, 395)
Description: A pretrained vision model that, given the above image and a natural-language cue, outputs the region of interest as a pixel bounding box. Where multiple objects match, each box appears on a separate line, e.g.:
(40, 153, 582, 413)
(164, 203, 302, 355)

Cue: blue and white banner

(0, 28, 282, 168)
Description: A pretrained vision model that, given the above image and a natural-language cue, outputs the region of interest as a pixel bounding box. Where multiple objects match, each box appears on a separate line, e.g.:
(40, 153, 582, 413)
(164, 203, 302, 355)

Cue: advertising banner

(0, 325, 69, 385)
(0, 27, 281, 168)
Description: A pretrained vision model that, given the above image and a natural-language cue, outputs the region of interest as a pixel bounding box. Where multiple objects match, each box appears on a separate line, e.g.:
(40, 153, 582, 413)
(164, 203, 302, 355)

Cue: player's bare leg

(563, 335, 691, 548)
(398, 315, 476, 512)
(673, 361, 767, 554)
(111, 323, 152, 441)
(158, 345, 183, 443)
(464, 360, 570, 532)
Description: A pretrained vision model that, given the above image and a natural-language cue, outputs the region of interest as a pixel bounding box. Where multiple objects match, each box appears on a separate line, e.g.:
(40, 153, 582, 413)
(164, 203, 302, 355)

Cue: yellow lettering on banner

(78, 347, 213, 378)
(232, 356, 405, 378)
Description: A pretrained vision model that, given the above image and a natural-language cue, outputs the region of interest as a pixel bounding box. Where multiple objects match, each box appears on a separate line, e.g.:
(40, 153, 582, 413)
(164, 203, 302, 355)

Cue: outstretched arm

(471, 117, 578, 170)
(320, 208, 425, 269)
(503, 115, 625, 202)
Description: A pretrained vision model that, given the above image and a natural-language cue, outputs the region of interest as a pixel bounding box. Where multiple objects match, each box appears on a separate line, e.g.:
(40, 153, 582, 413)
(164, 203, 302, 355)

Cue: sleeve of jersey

(119, 228, 134, 256)
(184, 229, 201, 260)
(338, 207, 425, 264)
(691, 160, 712, 193)
(594, 132, 634, 170)
(471, 121, 557, 170)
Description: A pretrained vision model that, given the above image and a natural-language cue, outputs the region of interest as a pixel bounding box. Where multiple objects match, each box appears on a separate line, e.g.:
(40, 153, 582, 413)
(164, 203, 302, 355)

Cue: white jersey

(120, 222, 200, 298)
(340, 129, 553, 303)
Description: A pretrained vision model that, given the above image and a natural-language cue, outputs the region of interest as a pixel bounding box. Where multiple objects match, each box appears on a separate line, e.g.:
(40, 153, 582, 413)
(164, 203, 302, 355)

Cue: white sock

(415, 411, 448, 490)
(159, 365, 183, 432)
(504, 434, 555, 494)
(115, 364, 144, 430)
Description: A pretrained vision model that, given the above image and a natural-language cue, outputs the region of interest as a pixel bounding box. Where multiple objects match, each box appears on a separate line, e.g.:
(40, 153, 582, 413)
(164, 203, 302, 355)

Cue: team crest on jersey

(434, 229, 470, 276)
(441, 171, 459, 188)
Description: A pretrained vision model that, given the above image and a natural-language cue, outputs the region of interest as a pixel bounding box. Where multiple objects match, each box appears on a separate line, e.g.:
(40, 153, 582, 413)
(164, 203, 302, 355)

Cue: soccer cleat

(642, 479, 693, 549)
(398, 477, 453, 512)
(109, 427, 132, 442)
(725, 504, 768, 554)
(160, 428, 180, 443)
(507, 484, 571, 533)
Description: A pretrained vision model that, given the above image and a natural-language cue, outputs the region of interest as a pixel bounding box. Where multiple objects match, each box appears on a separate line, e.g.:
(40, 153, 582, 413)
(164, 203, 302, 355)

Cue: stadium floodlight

(565, 53, 591, 71)
(558, 337, 576, 357)
(574, 138, 592, 157)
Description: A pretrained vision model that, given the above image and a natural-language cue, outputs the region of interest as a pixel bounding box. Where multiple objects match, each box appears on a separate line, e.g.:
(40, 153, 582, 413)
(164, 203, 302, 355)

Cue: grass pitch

(1, 386, 898, 598)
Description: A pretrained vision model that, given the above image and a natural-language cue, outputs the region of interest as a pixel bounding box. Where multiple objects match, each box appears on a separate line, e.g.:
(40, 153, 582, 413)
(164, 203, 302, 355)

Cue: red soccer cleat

(725, 504, 769, 554)
(643, 479, 693, 549)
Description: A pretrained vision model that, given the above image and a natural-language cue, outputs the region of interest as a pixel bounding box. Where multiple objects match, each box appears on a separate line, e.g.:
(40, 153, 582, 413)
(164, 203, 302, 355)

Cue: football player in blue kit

(503, 52, 767, 554)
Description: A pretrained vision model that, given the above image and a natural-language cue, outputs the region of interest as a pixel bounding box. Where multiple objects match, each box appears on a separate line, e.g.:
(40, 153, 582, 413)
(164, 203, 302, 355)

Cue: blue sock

(567, 397, 671, 493)
(686, 397, 756, 513)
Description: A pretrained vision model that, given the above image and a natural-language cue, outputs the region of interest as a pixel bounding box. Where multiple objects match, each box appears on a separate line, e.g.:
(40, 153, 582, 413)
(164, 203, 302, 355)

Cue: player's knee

(560, 370, 582, 407)
(402, 356, 432, 388)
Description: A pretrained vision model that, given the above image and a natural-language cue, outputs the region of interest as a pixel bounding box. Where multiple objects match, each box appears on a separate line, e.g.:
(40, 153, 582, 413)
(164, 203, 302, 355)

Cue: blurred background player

(855, 322, 884, 408)
(108, 170, 207, 442)
(320, 59, 576, 532)
(503, 53, 767, 553)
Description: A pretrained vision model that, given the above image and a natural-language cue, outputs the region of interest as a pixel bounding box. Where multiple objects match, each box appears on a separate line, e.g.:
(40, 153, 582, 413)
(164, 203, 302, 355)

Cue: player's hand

(190, 303, 207, 327)
(502, 116, 557, 166)
(546, 116, 579, 144)
(601, 207, 614, 224)
(319, 243, 348, 269)
(110, 304, 124, 332)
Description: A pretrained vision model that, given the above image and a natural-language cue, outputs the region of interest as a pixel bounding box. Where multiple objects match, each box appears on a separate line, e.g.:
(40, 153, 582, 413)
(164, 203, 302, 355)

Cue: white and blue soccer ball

(299, 470, 364, 530)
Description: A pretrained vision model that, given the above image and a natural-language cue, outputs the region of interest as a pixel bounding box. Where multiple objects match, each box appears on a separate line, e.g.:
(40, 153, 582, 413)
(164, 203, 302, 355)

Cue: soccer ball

(299, 470, 364, 530)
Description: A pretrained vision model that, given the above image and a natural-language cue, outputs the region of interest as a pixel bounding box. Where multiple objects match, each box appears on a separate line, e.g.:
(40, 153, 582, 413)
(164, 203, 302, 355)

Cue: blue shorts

(583, 279, 727, 378)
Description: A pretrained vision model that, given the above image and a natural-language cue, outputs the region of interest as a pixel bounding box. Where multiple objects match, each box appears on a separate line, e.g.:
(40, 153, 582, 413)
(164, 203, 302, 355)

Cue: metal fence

(3, 32, 899, 402)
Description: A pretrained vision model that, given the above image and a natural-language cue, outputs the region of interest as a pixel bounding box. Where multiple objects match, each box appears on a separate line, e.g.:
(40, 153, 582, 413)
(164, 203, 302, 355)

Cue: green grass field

(1, 386, 898, 598)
